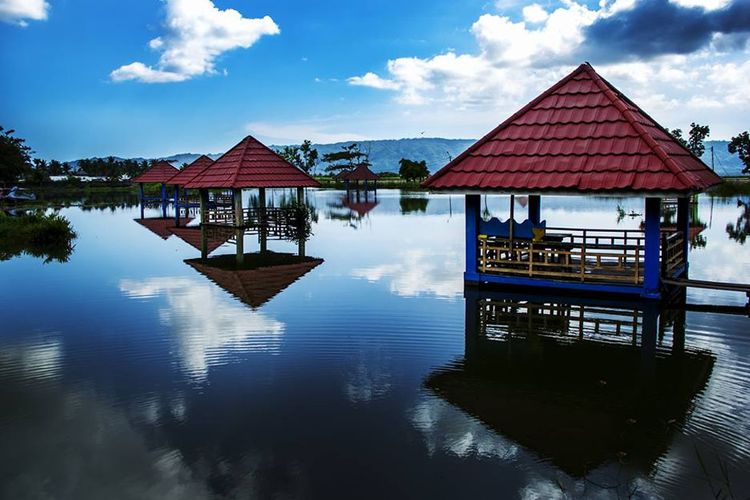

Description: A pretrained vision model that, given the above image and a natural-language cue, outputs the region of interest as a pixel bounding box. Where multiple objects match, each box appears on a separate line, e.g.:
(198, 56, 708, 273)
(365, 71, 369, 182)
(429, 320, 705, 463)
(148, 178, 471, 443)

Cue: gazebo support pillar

(676, 196, 690, 273)
(161, 183, 168, 218)
(233, 188, 244, 264)
(259, 187, 267, 254)
(199, 188, 209, 260)
(642, 197, 662, 299)
(528, 195, 541, 225)
(465, 194, 481, 282)
(174, 186, 180, 225)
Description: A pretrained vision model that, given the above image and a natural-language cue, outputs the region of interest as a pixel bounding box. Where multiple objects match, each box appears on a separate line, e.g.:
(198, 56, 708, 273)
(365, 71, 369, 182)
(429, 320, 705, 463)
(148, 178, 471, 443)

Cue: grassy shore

(709, 179, 750, 198)
(313, 175, 426, 190)
(0, 211, 77, 263)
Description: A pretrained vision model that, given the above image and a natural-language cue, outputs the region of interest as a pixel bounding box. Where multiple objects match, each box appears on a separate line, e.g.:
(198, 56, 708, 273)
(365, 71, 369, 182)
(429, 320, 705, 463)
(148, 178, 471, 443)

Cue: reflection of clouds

(119, 277, 284, 380)
(410, 395, 518, 460)
(0, 335, 62, 381)
(344, 356, 392, 404)
(351, 248, 463, 299)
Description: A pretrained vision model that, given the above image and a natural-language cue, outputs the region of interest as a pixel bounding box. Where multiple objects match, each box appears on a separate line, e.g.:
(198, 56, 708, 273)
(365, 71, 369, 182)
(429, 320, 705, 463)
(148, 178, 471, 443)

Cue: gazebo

(167, 155, 215, 221)
(131, 160, 180, 215)
(340, 164, 379, 192)
(423, 63, 721, 299)
(184, 135, 320, 261)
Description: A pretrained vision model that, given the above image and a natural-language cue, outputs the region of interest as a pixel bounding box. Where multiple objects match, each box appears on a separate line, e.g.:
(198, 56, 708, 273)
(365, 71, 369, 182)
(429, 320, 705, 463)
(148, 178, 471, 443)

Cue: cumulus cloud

(348, 0, 750, 138)
(0, 0, 49, 26)
(111, 0, 279, 83)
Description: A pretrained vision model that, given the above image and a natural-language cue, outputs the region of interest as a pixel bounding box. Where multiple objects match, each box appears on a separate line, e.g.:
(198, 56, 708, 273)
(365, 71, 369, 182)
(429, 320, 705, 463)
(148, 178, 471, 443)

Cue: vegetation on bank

(0, 211, 77, 263)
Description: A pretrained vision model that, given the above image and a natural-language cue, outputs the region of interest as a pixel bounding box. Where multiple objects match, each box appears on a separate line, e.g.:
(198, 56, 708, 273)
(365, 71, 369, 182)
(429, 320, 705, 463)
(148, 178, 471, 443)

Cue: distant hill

(67, 138, 744, 176)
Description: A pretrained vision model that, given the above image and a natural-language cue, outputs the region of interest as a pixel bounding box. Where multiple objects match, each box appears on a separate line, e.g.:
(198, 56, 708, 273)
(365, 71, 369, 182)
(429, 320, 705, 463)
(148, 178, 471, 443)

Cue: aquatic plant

(0, 211, 77, 263)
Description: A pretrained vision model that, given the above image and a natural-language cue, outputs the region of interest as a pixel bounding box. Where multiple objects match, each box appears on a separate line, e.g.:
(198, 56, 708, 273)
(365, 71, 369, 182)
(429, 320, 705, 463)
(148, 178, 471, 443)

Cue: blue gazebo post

(528, 195, 541, 225)
(676, 196, 690, 274)
(174, 185, 180, 225)
(465, 194, 481, 282)
(642, 197, 662, 298)
(160, 182, 168, 218)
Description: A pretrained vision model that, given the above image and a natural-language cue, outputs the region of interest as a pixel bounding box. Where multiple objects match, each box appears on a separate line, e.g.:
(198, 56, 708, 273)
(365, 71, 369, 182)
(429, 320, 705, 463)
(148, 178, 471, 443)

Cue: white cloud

(522, 4, 549, 23)
(0, 0, 48, 26)
(347, 1, 750, 139)
(111, 0, 279, 83)
(669, 0, 731, 10)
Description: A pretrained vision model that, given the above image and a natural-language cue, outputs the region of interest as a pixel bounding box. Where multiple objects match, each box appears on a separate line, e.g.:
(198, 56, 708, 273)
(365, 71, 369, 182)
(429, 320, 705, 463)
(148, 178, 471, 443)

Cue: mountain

(66, 138, 744, 176)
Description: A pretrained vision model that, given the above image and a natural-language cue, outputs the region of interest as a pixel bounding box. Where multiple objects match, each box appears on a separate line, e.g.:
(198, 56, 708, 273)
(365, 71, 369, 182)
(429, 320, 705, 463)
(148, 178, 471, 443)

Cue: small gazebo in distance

(184, 135, 320, 261)
(423, 63, 721, 299)
(340, 164, 379, 192)
(131, 160, 180, 211)
(167, 155, 215, 221)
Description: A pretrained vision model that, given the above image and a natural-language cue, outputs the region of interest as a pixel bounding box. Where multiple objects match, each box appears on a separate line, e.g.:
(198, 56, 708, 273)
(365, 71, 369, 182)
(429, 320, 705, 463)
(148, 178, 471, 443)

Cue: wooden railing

(478, 227, 645, 285)
(203, 206, 305, 238)
(662, 231, 684, 277)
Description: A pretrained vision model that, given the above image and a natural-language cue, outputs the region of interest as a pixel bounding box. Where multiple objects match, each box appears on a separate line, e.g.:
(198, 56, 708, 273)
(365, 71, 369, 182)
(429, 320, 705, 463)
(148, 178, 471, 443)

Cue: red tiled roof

(341, 165, 379, 181)
(424, 63, 722, 194)
(184, 135, 321, 189)
(131, 160, 180, 184)
(168, 155, 215, 187)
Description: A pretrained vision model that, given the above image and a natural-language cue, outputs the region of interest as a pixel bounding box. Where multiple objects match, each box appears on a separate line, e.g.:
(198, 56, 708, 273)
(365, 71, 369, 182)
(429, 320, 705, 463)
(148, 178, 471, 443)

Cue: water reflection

(726, 198, 750, 244)
(325, 191, 379, 229)
(424, 287, 714, 483)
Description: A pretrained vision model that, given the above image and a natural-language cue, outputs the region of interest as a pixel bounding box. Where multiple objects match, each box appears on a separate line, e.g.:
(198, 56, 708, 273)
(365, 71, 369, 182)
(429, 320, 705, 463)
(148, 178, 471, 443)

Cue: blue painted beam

(643, 197, 662, 299)
(465, 194, 480, 280)
(466, 272, 647, 297)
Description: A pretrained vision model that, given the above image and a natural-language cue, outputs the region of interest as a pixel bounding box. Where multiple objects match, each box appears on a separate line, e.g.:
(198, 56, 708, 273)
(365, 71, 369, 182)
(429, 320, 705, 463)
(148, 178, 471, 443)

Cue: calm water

(1, 190, 749, 499)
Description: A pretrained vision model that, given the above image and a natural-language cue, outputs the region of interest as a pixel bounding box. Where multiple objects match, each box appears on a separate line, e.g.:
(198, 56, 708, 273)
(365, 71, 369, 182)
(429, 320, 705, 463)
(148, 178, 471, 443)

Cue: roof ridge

(229, 136, 252, 189)
(582, 65, 696, 191)
(423, 63, 591, 187)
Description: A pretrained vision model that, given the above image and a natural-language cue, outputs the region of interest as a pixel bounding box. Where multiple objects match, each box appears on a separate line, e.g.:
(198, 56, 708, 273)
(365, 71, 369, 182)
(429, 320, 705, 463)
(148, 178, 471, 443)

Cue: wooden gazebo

(423, 63, 721, 299)
(167, 155, 215, 220)
(131, 160, 180, 211)
(340, 164, 379, 192)
(184, 135, 320, 261)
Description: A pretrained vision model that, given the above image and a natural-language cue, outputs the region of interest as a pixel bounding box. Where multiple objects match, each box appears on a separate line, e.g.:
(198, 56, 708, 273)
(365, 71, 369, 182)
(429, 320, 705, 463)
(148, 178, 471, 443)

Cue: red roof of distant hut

(424, 63, 722, 194)
(186, 254, 324, 308)
(184, 135, 320, 189)
(341, 164, 379, 182)
(131, 160, 180, 184)
(168, 155, 215, 186)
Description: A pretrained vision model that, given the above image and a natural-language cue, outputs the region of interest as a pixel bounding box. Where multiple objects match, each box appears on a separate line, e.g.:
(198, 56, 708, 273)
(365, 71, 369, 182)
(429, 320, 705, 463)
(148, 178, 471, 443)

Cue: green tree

(670, 122, 710, 157)
(398, 158, 429, 182)
(28, 158, 51, 184)
(728, 131, 750, 175)
(322, 143, 370, 174)
(0, 126, 33, 186)
(278, 140, 319, 173)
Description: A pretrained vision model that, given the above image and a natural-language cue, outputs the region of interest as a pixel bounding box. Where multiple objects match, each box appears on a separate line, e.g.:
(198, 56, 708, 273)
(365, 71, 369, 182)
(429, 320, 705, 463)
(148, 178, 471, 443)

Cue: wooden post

(199, 189, 209, 260)
(465, 194, 481, 281)
(233, 188, 244, 264)
(296, 187, 304, 204)
(642, 197, 662, 299)
(528, 195, 541, 225)
(297, 186, 305, 257)
(259, 187, 267, 253)
(676, 196, 690, 273)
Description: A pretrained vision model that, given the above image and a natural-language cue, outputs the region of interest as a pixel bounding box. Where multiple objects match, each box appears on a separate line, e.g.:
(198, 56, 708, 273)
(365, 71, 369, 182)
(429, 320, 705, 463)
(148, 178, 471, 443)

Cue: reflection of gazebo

(134, 216, 231, 254)
(185, 252, 323, 309)
(135, 217, 192, 239)
(342, 194, 378, 218)
(423, 63, 722, 299)
(426, 287, 714, 477)
(131, 160, 180, 211)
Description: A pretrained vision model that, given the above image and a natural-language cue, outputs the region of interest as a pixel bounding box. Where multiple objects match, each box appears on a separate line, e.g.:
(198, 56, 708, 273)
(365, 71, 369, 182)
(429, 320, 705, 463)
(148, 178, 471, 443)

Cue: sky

(0, 0, 748, 161)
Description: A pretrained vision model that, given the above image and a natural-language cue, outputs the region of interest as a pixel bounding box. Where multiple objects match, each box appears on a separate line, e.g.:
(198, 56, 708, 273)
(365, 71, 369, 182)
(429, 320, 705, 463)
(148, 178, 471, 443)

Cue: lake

(1, 190, 749, 499)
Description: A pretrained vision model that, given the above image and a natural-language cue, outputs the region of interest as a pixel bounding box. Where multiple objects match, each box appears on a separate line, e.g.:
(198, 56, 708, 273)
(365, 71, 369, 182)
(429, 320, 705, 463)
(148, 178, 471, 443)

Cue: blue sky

(1, 0, 749, 160)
